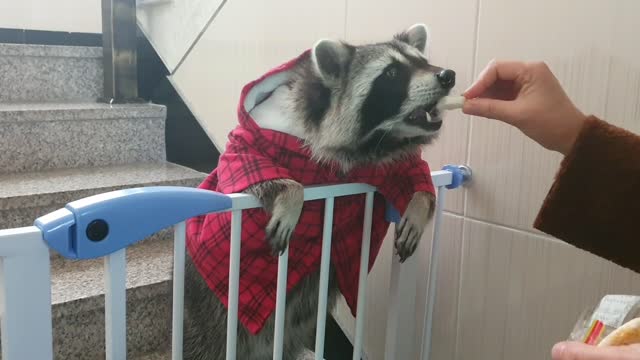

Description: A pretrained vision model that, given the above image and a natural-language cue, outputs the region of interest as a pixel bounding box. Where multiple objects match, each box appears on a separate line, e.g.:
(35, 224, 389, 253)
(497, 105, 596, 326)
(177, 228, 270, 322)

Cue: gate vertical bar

(272, 247, 290, 360)
(352, 192, 374, 360)
(105, 248, 127, 360)
(172, 222, 187, 360)
(314, 197, 335, 360)
(420, 186, 446, 360)
(0, 232, 52, 360)
(226, 210, 243, 360)
(384, 247, 418, 359)
(102, 0, 139, 102)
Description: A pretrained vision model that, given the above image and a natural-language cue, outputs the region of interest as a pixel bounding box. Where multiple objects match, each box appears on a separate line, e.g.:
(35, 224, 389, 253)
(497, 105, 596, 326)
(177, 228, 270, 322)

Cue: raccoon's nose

(437, 69, 456, 89)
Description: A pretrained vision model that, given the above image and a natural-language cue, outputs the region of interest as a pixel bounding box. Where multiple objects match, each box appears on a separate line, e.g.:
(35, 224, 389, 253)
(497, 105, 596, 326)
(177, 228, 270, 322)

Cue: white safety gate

(0, 165, 471, 360)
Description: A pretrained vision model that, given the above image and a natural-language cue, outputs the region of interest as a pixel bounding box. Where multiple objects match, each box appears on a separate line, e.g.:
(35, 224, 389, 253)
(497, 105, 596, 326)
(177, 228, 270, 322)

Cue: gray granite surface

(0, 162, 205, 228)
(134, 351, 172, 360)
(0, 44, 103, 102)
(0, 106, 166, 173)
(133, 349, 316, 359)
(0, 102, 166, 123)
(50, 231, 174, 305)
(0, 43, 102, 58)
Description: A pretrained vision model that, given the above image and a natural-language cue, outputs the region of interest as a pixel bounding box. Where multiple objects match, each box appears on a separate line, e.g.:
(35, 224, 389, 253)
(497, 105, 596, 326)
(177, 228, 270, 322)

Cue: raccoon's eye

(385, 67, 398, 79)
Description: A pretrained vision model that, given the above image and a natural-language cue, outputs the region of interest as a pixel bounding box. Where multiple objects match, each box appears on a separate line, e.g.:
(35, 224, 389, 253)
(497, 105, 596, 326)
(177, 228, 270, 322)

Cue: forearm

(534, 116, 640, 273)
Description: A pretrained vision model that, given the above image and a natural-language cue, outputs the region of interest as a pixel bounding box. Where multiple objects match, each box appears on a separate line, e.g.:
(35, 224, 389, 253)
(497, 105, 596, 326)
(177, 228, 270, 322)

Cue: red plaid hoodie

(186, 50, 436, 335)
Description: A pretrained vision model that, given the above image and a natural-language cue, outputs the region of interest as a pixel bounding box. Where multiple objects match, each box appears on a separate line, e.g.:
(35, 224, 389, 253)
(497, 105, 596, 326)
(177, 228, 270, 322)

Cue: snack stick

(436, 95, 465, 111)
(598, 318, 640, 347)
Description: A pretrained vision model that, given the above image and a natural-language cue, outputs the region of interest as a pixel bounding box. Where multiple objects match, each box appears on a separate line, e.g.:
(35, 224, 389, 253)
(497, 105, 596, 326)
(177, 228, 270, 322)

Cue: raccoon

(183, 23, 455, 360)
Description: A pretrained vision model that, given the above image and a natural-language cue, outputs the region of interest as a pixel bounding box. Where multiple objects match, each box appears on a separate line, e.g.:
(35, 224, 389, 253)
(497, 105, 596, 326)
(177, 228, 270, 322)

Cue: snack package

(569, 295, 640, 346)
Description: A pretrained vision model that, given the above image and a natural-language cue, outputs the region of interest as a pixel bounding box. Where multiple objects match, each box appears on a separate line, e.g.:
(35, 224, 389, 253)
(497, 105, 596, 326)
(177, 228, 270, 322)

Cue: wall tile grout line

(443, 211, 565, 245)
(455, 0, 482, 356)
(343, 0, 349, 40)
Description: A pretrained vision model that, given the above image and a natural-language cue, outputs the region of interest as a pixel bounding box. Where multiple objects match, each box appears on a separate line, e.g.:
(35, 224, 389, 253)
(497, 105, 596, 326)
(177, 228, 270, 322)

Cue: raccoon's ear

(312, 39, 354, 83)
(396, 23, 429, 53)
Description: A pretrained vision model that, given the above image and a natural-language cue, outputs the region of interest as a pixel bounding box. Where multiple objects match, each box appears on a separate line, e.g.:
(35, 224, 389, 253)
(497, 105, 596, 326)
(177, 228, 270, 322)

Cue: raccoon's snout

(437, 69, 456, 89)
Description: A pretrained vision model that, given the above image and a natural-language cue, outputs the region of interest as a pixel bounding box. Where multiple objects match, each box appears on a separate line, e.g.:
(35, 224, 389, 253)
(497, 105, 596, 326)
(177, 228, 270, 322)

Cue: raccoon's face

(299, 24, 455, 167)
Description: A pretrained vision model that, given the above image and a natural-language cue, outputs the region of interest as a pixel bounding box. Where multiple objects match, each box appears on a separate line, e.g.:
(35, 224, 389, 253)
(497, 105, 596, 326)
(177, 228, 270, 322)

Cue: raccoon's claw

(394, 192, 435, 263)
(266, 219, 295, 256)
(264, 184, 304, 256)
(395, 217, 421, 262)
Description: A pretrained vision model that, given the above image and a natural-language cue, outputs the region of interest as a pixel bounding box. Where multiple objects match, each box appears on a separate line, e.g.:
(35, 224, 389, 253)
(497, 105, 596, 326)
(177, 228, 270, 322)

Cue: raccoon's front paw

(265, 183, 304, 255)
(395, 192, 436, 262)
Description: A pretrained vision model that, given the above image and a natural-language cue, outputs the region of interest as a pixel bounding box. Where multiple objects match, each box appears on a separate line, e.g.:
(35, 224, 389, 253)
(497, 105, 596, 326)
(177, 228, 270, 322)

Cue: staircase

(0, 43, 206, 359)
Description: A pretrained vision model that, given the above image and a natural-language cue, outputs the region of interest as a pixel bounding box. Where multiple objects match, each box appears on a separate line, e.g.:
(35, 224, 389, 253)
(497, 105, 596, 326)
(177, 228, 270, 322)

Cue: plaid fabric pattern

(186, 51, 436, 335)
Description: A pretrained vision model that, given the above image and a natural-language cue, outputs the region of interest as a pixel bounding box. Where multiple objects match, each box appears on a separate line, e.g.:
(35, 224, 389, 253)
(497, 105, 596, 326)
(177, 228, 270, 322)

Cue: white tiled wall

(172, 1, 640, 358)
(456, 221, 640, 360)
(171, 0, 347, 149)
(0, 0, 101, 33)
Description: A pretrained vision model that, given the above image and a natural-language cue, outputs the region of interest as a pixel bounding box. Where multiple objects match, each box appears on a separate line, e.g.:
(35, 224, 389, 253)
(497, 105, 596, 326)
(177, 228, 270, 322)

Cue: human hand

(552, 341, 640, 360)
(463, 60, 587, 155)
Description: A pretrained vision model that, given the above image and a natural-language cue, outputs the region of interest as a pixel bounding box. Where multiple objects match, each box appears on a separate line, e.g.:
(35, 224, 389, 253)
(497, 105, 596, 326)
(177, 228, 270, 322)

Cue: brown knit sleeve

(534, 116, 640, 273)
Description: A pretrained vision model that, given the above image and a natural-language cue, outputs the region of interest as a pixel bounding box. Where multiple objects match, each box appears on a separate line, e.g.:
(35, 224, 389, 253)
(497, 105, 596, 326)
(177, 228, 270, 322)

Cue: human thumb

(463, 97, 517, 124)
(551, 341, 638, 360)
(551, 342, 568, 359)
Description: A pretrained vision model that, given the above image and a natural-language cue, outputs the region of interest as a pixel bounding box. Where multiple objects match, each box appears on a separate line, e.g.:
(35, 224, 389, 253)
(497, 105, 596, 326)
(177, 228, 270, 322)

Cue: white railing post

(105, 248, 128, 360)
(172, 221, 187, 360)
(420, 186, 446, 360)
(314, 197, 335, 360)
(352, 192, 374, 360)
(384, 247, 418, 360)
(226, 210, 243, 360)
(0, 229, 53, 360)
(272, 247, 290, 360)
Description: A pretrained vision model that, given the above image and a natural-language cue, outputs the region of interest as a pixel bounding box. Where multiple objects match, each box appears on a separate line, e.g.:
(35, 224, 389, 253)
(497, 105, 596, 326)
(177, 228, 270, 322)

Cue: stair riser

(0, 118, 166, 173)
(0, 47, 103, 103)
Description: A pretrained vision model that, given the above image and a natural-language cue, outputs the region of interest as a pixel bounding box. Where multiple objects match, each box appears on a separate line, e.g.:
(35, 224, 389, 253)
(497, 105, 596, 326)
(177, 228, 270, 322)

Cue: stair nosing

(0, 162, 206, 211)
(0, 43, 102, 59)
(0, 102, 166, 123)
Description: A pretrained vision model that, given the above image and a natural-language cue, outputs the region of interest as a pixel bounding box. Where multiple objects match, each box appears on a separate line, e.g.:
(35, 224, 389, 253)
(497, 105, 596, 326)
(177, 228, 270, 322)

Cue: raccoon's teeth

(436, 96, 465, 111)
(425, 111, 431, 122)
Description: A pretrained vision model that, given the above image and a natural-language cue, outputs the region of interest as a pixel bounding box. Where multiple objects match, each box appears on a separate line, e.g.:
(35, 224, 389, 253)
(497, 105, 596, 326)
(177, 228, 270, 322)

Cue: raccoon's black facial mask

(360, 61, 412, 136)
(359, 59, 449, 139)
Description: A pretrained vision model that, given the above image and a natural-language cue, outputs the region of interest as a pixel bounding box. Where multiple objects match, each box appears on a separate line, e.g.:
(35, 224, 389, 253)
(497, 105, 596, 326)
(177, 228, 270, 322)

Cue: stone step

(0, 102, 166, 173)
(51, 230, 175, 359)
(133, 350, 172, 360)
(0, 44, 103, 103)
(0, 162, 206, 229)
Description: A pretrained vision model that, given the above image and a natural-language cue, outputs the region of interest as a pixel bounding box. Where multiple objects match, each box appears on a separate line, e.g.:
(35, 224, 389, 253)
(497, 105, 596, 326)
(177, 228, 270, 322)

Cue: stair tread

(51, 229, 174, 306)
(0, 43, 102, 58)
(0, 101, 165, 123)
(132, 349, 318, 359)
(133, 351, 171, 360)
(0, 162, 205, 210)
